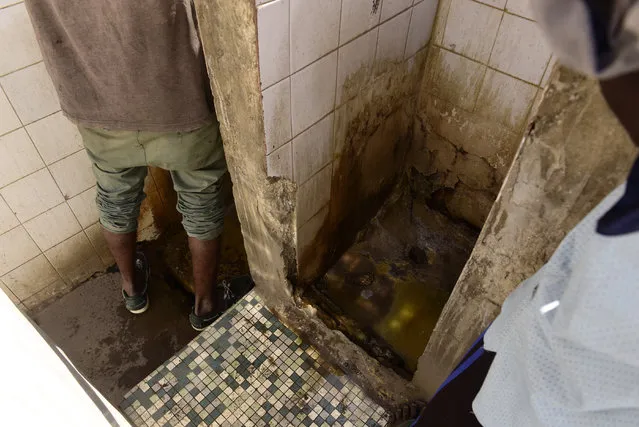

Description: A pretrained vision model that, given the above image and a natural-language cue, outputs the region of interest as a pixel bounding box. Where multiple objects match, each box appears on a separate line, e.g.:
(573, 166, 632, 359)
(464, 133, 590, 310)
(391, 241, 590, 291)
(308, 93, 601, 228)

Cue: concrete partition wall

(194, 0, 425, 406)
(412, 68, 638, 397)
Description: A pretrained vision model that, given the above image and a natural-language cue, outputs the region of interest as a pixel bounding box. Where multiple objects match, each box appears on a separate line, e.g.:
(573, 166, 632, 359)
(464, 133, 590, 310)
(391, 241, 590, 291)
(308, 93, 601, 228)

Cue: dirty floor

(315, 195, 478, 372)
(32, 269, 199, 405)
(121, 292, 388, 427)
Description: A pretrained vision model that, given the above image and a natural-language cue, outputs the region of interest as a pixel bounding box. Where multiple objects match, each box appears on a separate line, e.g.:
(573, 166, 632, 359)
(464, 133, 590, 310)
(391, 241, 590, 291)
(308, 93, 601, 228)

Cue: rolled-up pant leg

(171, 158, 227, 241)
(91, 163, 147, 234)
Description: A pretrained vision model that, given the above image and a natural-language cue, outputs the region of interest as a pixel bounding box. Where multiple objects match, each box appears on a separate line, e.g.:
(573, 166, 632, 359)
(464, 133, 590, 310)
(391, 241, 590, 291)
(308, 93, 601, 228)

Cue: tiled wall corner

(257, 0, 438, 242)
(0, 2, 106, 307)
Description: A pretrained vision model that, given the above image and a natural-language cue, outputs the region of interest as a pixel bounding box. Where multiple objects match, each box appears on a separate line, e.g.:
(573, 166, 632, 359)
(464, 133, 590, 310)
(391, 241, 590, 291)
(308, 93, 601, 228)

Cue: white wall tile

(1, 169, 63, 222)
(0, 63, 60, 124)
(0, 195, 18, 235)
(443, 0, 502, 63)
(48, 150, 95, 199)
(297, 163, 331, 225)
(45, 231, 103, 285)
(405, 0, 438, 59)
(291, 51, 337, 136)
(1, 255, 60, 300)
(336, 28, 378, 105)
(67, 186, 98, 229)
(262, 78, 292, 154)
(25, 203, 81, 251)
(0, 226, 39, 275)
(266, 141, 293, 180)
(376, 9, 411, 62)
(340, 0, 382, 44)
(476, 69, 537, 130)
(429, 47, 486, 110)
(0, 279, 19, 304)
(506, 0, 533, 20)
(298, 204, 328, 255)
(293, 113, 333, 184)
(257, 0, 290, 89)
(0, 128, 44, 188)
(0, 3, 42, 75)
(477, 0, 507, 8)
(290, 0, 341, 72)
(26, 112, 83, 165)
(0, 88, 20, 135)
(489, 13, 552, 84)
(85, 223, 114, 267)
(381, 0, 413, 22)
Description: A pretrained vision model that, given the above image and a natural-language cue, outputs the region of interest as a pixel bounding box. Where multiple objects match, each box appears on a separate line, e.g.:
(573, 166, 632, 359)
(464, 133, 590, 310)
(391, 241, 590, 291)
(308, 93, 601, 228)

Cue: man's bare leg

(188, 236, 221, 316)
(103, 229, 139, 296)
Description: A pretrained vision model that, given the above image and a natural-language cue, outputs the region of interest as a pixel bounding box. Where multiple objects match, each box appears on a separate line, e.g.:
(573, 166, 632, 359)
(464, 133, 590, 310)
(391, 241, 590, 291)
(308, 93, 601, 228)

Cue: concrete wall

(412, 68, 638, 397)
(194, 0, 422, 406)
(0, 2, 172, 311)
(254, 0, 439, 283)
(410, 0, 555, 228)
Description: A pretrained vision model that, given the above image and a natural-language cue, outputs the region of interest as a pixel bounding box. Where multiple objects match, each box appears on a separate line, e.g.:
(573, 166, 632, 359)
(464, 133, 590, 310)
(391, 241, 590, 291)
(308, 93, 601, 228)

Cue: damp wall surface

(411, 0, 555, 228)
(412, 68, 638, 397)
(255, 0, 439, 284)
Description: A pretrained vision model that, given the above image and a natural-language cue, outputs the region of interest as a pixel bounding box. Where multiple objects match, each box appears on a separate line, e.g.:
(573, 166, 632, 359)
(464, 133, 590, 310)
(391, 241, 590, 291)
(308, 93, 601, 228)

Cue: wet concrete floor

(31, 208, 250, 406)
(32, 268, 198, 406)
(319, 195, 478, 372)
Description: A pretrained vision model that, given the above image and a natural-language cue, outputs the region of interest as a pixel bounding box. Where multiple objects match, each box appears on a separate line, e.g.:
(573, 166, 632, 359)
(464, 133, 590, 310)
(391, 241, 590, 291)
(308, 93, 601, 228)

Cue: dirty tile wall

(257, 0, 439, 276)
(411, 0, 555, 228)
(0, 2, 164, 311)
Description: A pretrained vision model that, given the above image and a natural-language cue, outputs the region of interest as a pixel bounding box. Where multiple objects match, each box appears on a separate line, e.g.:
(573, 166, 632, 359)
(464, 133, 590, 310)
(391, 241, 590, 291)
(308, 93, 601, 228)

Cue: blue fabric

(433, 329, 487, 396)
(597, 156, 639, 235)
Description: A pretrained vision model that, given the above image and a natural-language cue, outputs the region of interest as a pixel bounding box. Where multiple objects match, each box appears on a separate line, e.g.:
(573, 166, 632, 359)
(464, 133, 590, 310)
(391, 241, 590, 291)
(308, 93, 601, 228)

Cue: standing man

(24, 0, 251, 330)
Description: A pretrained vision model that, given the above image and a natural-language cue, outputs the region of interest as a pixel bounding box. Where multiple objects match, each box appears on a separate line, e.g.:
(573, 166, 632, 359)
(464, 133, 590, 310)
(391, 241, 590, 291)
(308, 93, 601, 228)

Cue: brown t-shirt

(24, 0, 213, 132)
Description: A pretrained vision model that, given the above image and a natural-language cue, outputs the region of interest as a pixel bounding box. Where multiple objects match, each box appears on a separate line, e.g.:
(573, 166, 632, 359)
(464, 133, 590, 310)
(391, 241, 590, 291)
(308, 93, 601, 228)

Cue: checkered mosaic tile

(120, 292, 388, 426)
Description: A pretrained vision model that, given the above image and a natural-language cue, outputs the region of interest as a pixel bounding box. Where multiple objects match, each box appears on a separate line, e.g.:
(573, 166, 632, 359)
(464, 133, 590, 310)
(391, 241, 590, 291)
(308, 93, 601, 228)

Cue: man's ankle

(194, 296, 215, 316)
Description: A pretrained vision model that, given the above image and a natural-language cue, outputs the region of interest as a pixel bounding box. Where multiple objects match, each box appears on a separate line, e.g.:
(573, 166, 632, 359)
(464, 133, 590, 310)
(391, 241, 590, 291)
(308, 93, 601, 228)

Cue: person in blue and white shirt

(395, 1, 639, 426)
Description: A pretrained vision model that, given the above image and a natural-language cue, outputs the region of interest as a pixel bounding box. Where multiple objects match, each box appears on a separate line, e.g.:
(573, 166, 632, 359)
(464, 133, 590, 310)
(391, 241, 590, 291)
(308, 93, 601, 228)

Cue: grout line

(297, 200, 330, 231)
(402, 5, 415, 60)
(468, 0, 538, 23)
(288, 0, 293, 180)
(297, 159, 332, 190)
(0, 1, 23, 12)
(435, 44, 542, 88)
(538, 54, 554, 86)
(439, 0, 451, 47)
(485, 8, 506, 73)
(0, 60, 44, 79)
(333, 0, 343, 114)
(0, 225, 42, 278)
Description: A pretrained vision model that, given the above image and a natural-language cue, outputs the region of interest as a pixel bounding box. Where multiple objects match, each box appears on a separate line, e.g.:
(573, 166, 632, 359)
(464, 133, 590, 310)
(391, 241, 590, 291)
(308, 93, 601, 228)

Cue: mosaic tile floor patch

(120, 292, 388, 426)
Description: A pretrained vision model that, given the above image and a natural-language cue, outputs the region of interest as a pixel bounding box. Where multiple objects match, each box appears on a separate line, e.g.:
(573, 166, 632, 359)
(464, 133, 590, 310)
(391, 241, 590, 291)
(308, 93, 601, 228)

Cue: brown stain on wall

(298, 51, 428, 286)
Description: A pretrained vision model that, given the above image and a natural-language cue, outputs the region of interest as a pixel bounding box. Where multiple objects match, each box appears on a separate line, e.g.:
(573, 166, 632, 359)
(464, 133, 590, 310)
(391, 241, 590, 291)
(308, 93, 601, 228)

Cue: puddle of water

(319, 198, 478, 372)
